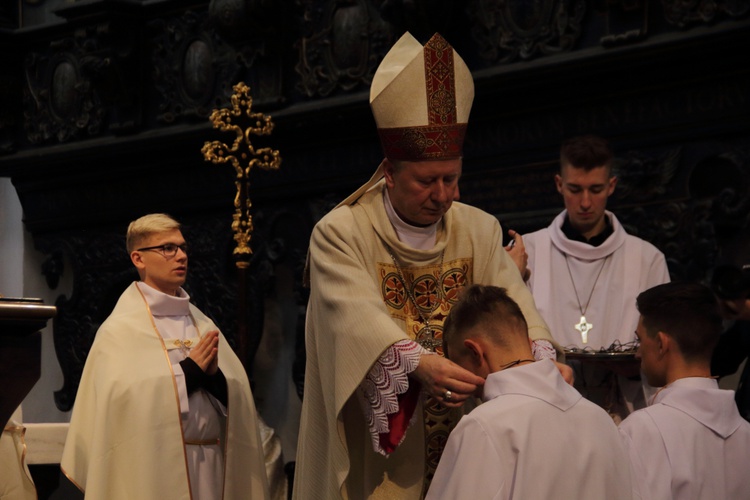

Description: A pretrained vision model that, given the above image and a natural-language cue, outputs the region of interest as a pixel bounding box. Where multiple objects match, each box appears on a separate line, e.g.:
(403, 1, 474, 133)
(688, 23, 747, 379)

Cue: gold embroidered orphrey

(385, 246, 445, 351)
(379, 256, 471, 492)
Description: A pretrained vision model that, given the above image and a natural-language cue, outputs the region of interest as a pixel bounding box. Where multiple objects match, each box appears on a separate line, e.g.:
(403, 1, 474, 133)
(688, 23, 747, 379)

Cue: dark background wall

(1, 1, 749, 494)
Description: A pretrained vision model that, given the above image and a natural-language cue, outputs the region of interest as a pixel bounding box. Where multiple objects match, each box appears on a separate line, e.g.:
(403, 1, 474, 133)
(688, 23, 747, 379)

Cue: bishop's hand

(410, 354, 485, 408)
(505, 229, 531, 282)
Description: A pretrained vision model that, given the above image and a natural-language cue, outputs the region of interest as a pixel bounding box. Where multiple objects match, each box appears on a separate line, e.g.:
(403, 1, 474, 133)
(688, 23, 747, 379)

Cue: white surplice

(525, 210, 670, 417)
(139, 283, 226, 500)
(426, 359, 635, 500)
(525, 210, 669, 350)
(619, 377, 750, 500)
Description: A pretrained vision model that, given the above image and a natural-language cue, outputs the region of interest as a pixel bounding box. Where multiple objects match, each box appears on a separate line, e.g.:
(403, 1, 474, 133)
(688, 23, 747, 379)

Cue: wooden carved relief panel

(295, 0, 395, 97)
(468, 0, 586, 63)
(23, 20, 141, 145)
(151, 2, 286, 124)
(661, 0, 750, 27)
(151, 10, 235, 122)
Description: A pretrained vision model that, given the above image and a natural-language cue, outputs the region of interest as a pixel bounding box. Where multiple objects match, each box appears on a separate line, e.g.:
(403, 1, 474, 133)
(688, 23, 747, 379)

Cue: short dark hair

(443, 284, 528, 359)
(636, 282, 723, 362)
(560, 135, 613, 173)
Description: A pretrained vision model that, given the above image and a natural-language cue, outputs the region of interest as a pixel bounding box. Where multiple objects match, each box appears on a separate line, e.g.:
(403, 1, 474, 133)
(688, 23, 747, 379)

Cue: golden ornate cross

(201, 82, 281, 268)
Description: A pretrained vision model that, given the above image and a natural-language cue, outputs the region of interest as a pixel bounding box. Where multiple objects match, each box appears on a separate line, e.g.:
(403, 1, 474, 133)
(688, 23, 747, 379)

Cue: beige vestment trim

(0, 423, 36, 500)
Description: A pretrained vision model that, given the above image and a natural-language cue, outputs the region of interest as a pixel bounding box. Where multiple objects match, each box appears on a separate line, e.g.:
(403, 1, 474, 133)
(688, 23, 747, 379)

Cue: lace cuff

(532, 339, 556, 360)
(357, 339, 429, 455)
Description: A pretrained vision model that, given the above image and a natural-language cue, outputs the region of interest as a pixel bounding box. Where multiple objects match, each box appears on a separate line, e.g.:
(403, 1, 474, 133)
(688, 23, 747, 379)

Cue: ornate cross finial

(201, 82, 281, 268)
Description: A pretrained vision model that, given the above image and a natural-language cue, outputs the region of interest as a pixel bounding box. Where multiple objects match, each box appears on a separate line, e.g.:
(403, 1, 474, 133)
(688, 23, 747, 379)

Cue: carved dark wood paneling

(294, 0, 395, 97)
(468, 0, 586, 63)
(149, 2, 287, 123)
(661, 0, 750, 27)
(599, 0, 650, 46)
(151, 10, 237, 122)
(614, 148, 681, 203)
(23, 13, 141, 145)
(373, 0, 466, 42)
(698, 148, 750, 270)
(0, 54, 21, 153)
(34, 230, 136, 411)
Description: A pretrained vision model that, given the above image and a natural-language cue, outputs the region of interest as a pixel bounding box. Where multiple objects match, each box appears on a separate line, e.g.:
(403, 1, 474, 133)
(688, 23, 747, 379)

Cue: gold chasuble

(295, 183, 555, 499)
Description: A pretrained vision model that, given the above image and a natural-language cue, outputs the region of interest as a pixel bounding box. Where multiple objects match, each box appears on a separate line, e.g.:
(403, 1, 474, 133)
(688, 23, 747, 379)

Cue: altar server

(427, 284, 634, 500)
(620, 282, 750, 500)
(523, 134, 670, 418)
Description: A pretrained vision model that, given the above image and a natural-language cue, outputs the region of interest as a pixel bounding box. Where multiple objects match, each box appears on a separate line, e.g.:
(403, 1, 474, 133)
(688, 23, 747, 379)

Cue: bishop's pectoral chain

(416, 325, 442, 351)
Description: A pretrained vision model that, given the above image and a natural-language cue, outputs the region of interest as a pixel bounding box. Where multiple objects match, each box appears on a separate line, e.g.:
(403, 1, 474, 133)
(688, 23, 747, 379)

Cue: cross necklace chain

(563, 254, 610, 344)
(386, 246, 445, 352)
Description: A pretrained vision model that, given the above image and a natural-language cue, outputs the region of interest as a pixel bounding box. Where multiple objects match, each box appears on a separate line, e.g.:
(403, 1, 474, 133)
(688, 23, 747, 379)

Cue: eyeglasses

(136, 243, 188, 258)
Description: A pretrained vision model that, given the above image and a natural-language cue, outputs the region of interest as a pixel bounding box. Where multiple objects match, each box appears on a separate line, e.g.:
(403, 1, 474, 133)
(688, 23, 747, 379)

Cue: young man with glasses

(61, 213, 270, 500)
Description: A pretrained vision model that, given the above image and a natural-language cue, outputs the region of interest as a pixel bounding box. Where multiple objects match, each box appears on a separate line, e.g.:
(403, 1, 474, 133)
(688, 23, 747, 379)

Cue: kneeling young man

(426, 284, 633, 500)
(619, 282, 750, 499)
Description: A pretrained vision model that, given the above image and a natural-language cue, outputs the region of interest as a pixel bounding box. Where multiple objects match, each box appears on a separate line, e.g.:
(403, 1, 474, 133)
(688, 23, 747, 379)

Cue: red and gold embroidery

(378, 256, 472, 491)
(376, 33, 467, 161)
(424, 33, 456, 126)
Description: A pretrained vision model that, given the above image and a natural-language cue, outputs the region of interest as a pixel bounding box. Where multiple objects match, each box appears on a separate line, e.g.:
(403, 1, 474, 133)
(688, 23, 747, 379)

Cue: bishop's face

(384, 158, 462, 227)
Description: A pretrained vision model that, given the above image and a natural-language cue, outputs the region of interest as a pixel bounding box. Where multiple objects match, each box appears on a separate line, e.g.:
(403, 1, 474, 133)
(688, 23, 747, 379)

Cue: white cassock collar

(383, 189, 439, 250)
(137, 281, 190, 317)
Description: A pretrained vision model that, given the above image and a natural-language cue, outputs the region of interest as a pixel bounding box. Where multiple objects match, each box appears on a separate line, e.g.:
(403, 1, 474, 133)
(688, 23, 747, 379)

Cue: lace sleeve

(357, 339, 430, 455)
(532, 339, 556, 360)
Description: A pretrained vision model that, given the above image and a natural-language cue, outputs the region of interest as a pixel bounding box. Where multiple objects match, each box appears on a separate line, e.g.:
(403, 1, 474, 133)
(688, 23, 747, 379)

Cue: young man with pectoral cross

(427, 284, 634, 500)
(61, 213, 269, 500)
(619, 282, 750, 499)
(522, 135, 670, 420)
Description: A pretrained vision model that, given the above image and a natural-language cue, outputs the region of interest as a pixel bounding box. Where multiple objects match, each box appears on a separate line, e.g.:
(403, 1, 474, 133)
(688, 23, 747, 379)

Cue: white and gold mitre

(370, 32, 474, 161)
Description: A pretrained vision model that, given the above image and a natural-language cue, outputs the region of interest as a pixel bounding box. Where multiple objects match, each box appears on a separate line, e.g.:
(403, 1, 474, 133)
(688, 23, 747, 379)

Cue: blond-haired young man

(62, 213, 269, 500)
